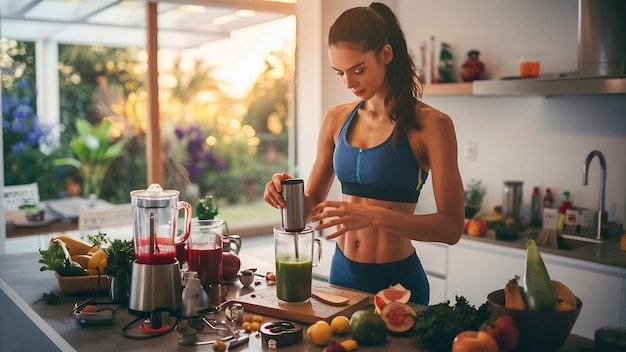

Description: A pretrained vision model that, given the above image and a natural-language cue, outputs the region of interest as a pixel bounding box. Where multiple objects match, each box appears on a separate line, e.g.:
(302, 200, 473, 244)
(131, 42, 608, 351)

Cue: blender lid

(130, 183, 179, 208)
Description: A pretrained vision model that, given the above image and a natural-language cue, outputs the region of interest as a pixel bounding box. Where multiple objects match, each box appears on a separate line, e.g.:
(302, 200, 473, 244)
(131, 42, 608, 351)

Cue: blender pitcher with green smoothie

(274, 179, 322, 303)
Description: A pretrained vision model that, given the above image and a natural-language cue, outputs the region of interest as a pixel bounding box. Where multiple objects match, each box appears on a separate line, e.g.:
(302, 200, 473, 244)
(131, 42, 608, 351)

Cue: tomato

(82, 305, 98, 313)
(222, 252, 241, 282)
(242, 315, 254, 323)
(485, 316, 520, 352)
(452, 330, 498, 352)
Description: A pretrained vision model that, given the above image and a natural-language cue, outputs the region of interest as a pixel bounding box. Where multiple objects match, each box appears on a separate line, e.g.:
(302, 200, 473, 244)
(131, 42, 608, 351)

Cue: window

(1, 1, 295, 233)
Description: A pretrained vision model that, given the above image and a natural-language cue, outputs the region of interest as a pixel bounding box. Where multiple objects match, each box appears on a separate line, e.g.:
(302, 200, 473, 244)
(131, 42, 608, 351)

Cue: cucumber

(522, 239, 556, 311)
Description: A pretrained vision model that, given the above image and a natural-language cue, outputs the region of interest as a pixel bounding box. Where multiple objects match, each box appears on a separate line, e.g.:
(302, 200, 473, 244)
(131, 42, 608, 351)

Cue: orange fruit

(330, 315, 350, 334)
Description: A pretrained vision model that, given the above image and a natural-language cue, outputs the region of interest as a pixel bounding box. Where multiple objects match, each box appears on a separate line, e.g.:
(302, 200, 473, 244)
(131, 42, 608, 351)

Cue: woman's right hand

(263, 172, 292, 208)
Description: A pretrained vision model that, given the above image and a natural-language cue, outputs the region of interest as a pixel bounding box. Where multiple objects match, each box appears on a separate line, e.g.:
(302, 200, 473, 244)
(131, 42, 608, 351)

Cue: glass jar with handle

(274, 225, 322, 304)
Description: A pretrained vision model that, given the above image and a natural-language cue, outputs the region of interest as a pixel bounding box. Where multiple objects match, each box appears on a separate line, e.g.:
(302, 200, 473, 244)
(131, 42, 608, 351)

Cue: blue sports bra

(333, 101, 428, 203)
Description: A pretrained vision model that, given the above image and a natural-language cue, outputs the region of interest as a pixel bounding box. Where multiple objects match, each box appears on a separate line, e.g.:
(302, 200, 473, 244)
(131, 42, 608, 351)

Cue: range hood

(474, 0, 626, 96)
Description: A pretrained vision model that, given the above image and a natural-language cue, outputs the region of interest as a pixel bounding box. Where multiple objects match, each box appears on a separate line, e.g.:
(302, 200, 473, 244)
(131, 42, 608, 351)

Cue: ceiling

(0, 0, 295, 49)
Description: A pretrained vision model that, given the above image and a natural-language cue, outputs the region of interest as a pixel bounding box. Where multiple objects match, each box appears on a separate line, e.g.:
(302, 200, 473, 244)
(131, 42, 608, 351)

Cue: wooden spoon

(310, 290, 349, 306)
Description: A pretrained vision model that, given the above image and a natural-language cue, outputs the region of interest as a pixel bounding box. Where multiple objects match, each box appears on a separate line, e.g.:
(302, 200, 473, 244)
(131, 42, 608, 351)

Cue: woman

(263, 2, 464, 305)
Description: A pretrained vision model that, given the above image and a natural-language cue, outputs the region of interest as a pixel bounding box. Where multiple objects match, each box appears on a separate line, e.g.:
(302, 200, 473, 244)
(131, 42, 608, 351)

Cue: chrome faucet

(583, 150, 607, 240)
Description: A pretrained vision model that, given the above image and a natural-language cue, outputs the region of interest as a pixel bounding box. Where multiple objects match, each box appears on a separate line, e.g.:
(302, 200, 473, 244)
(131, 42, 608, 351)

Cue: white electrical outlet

(465, 141, 478, 161)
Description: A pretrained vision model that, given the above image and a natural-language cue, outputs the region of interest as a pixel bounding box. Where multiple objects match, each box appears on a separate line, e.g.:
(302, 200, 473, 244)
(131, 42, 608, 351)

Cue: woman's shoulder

(322, 100, 362, 128)
(325, 100, 362, 119)
(414, 101, 453, 128)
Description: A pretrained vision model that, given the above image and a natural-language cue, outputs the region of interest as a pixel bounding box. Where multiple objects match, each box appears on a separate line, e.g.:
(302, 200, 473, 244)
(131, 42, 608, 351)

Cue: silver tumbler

(502, 181, 523, 220)
(281, 179, 306, 232)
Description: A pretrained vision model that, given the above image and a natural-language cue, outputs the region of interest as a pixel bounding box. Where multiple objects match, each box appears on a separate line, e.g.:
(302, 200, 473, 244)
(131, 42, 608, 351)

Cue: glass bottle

(531, 187, 542, 227)
(543, 188, 554, 208)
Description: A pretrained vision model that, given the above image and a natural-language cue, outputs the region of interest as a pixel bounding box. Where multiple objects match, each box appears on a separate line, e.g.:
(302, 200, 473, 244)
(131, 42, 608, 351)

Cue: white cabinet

(446, 238, 626, 340)
(447, 240, 525, 306)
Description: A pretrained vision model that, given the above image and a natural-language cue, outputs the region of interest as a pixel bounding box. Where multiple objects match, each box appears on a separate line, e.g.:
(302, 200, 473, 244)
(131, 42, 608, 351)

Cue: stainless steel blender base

(129, 261, 182, 315)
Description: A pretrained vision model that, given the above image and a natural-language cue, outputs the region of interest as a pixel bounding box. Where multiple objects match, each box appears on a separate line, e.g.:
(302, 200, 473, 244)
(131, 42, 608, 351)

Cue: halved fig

(380, 301, 417, 333)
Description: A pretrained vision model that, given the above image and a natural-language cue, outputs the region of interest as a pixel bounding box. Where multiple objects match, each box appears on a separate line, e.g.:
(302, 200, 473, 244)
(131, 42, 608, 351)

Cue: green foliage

(1, 43, 64, 198)
(438, 42, 455, 83)
(5, 41, 294, 212)
(54, 119, 129, 197)
(100, 133, 146, 203)
(103, 238, 135, 277)
(465, 179, 486, 207)
(412, 296, 491, 351)
(38, 239, 85, 276)
(196, 195, 219, 220)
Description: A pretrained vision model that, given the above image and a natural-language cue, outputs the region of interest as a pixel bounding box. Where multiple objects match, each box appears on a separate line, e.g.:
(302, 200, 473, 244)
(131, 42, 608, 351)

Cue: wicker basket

(55, 273, 109, 294)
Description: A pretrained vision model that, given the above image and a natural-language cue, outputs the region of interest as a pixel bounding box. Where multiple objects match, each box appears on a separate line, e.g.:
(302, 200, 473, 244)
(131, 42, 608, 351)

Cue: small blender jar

(131, 184, 192, 265)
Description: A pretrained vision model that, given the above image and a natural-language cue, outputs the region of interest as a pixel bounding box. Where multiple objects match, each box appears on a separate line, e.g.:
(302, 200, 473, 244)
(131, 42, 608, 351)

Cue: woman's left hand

(311, 201, 375, 239)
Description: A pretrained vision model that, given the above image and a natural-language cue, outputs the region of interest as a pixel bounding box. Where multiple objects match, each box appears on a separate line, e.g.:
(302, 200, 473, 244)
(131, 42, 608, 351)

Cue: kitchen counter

(464, 229, 626, 269)
(0, 250, 593, 351)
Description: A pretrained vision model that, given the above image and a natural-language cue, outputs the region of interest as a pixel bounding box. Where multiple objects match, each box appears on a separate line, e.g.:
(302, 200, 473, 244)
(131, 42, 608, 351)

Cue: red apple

(222, 252, 241, 282)
(484, 315, 520, 352)
(466, 218, 488, 237)
(452, 330, 498, 352)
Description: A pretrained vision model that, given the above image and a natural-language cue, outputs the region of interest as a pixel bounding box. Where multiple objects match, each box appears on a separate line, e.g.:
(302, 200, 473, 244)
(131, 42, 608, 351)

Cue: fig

(374, 283, 411, 314)
(380, 301, 417, 333)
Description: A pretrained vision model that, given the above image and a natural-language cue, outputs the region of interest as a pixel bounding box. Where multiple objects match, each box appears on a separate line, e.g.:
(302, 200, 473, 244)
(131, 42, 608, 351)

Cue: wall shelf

(423, 82, 473, 96)
(423, 77, 626, 96)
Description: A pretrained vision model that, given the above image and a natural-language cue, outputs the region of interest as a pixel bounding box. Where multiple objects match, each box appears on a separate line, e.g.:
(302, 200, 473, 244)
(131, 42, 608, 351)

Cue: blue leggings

(328, 244, 430, 305)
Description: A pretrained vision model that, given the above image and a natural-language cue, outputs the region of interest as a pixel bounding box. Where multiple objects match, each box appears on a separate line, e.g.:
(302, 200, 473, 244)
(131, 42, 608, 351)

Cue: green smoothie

(275, 256, 312, 302)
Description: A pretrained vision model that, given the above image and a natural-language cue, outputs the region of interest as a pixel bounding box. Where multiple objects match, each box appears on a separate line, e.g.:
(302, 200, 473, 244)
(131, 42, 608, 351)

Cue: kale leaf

(38, 239, 85, 276)
(412, 296, 491, 351)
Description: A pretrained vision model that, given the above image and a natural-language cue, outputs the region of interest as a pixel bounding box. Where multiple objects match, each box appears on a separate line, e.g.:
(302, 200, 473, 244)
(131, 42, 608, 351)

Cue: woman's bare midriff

(335, 195, 417, 263)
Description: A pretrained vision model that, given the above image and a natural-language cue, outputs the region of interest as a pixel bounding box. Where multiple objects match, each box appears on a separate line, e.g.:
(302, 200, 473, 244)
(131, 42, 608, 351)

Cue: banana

(52, 234, 98, 256)
(70, 254, 92, 269)
(88, 249, 108, 275)
(504, 275, 528, 310)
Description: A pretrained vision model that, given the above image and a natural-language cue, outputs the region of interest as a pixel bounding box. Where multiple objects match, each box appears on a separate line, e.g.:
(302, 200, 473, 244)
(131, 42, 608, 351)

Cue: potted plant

(103, 238, 134, 305)
(88, 233, 134, 305)
(464, 179, 486, 219)
(53, 119, 129, 198)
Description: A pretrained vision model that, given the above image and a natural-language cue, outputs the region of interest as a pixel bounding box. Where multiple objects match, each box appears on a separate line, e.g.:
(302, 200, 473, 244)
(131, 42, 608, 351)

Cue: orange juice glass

(518, 55, 541, 78)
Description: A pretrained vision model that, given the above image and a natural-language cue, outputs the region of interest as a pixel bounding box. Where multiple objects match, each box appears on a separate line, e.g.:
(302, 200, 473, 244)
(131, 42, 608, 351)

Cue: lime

(349, 309, 387, 345)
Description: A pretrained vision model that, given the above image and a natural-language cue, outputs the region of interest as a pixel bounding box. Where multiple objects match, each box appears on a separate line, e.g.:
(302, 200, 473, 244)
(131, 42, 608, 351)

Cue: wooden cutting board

(229, 281, 371, 324)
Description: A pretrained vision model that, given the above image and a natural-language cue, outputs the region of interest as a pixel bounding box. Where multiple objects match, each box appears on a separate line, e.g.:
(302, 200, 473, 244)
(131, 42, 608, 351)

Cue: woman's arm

(264, 105, 349, 222)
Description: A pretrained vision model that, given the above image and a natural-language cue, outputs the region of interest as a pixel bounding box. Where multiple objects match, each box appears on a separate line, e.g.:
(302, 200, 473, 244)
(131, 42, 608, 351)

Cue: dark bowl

(487, 289, 582, 352)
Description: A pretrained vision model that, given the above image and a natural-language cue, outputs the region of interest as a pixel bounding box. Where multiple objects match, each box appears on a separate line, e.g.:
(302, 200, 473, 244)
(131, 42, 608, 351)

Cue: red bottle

(543, 188, 554, 208)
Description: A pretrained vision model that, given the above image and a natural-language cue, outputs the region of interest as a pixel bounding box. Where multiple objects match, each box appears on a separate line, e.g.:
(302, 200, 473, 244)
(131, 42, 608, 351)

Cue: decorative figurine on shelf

(461, 50, 486, 82)
(437, 41, 455, 83)
(196, 195, 219, 220)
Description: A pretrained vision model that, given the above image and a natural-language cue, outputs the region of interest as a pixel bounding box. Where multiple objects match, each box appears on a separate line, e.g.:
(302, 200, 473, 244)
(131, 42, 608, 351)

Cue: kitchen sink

(555, 236, 598, 251)
(526, 231, 610, 251)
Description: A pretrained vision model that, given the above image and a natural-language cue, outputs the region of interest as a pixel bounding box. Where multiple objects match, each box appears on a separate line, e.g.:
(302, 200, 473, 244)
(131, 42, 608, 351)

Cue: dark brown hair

(328, 2, 423, 145)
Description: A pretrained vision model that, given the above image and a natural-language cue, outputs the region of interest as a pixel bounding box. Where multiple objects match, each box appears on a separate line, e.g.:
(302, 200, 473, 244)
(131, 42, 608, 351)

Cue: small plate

(74, 307, 116, 326)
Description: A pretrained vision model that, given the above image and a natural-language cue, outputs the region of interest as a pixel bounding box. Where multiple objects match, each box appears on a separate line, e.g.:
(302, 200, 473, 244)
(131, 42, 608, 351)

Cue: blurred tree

(243, 50, 292, 166)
